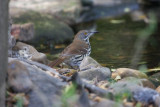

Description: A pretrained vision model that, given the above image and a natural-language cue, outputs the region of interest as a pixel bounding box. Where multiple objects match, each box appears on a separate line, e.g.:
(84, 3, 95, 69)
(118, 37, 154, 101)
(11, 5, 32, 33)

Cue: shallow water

(90, 15, 160, 69)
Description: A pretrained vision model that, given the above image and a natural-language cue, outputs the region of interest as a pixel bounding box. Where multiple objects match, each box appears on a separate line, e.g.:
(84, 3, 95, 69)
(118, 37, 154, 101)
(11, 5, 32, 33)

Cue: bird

(48, 30, 98, 69)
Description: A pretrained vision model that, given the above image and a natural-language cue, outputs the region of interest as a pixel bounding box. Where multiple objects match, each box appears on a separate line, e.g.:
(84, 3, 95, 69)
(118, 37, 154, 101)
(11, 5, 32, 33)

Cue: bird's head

(74, 30, 98, 41)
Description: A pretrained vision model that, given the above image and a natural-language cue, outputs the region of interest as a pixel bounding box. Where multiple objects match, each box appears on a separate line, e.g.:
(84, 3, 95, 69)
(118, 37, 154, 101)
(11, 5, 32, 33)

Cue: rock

(79, 56, 111, 81)
(7, 59, 33, 93)
(149, 72, 160, 87)
(112, 68, 148, 79)
(79, 67, 111, 81)
(156, 86, 160, 93)
(24, 60, 67, 107)
(9, 0, 81, 25)
(10, 8, 75, 47)
(108, 78, 160, 106)
(80, 56, 101, 71)
(141, 78, 156, 89)
(93, 99, 123, 107)
(11, 23, 34, 41)
(120, 77, 156, 89)
(8, 58, 67, 107)
(109, 77, 142, 94)
(14, 42, 48, 64)
(8, 20, 16, 57)
(133, 87, 160, 106)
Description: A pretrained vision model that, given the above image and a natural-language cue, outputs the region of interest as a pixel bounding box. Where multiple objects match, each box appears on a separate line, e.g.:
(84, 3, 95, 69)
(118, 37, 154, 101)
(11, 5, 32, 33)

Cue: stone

(10, 8, 75, 47)
(112, 68, 148, 79)
(108, 78, 160, 106)
(15, 42, 48, 64)
(11, 23, 34, 41)
(7, 59, 33, 93)
(24, 60, 67, 107)
(8, 58, 67, 107)
(141, 79, 156, 89)
(156, 86, 160, 93)
(108, 77, 142, 95)
(79, 56, 111, 81)
(120, 77, 156, 89)
(79, 67, 111, 81)
(149, 72, 160, 87)
(133, 87, 160, 106)
(80, 56, 102, 71)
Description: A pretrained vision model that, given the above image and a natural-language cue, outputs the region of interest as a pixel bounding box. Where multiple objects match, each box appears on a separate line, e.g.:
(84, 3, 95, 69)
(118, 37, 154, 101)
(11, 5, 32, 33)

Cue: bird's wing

(49, 39, 89, 67)
(48, 57, 65, 67)
(61, 39, 88, 57)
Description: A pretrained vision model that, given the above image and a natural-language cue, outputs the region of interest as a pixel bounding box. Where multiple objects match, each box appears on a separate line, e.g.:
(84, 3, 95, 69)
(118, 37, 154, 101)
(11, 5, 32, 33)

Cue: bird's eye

(84, 32, 87, 35)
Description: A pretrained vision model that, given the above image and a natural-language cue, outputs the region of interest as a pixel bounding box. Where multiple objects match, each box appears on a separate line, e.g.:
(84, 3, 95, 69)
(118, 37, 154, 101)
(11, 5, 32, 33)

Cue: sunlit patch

(124, 7, 130, 13)
(110, 19, 125, 24)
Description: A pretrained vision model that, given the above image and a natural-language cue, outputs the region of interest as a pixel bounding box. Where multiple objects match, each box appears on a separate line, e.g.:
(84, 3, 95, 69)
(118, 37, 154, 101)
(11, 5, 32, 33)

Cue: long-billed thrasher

(49, 30, 98, 69)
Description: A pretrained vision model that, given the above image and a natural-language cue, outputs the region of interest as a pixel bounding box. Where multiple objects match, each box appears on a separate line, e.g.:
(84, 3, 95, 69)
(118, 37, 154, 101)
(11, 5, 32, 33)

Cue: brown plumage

(49, 30, 98, 69)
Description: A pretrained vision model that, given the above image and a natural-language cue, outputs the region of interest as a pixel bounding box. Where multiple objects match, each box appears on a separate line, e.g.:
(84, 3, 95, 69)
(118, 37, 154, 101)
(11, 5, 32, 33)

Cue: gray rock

(133, 87, 160, 106)
(8, 58, 67, 107)
(108, 78, 160, 106)
(7, 59, 33, 93)
(80, 56, 102, 71)
(79, 67, 111, 81)
(25, 62, 66, 107)
(15, 42, 48, 64)
(79, 56, 111, 81)
(109, 77, 142, 94)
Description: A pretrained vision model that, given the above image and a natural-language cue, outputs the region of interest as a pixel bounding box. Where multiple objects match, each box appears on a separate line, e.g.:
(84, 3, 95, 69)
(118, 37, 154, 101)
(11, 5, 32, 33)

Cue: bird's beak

(88, 31, 99, 37)
(91, 31, 99, 33)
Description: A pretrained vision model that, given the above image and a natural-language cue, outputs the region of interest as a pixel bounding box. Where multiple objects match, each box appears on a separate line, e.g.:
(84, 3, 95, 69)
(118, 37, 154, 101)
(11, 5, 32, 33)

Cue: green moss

(13, 11, 74, 49)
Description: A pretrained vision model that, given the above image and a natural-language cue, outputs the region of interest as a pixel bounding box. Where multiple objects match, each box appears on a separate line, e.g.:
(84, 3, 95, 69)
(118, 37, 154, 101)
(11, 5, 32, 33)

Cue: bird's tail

(48, 57, 65, 67)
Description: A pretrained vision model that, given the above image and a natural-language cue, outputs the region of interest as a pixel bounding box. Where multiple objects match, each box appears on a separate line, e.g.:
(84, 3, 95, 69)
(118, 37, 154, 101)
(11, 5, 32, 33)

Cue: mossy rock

(12, 11, 74, 49)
